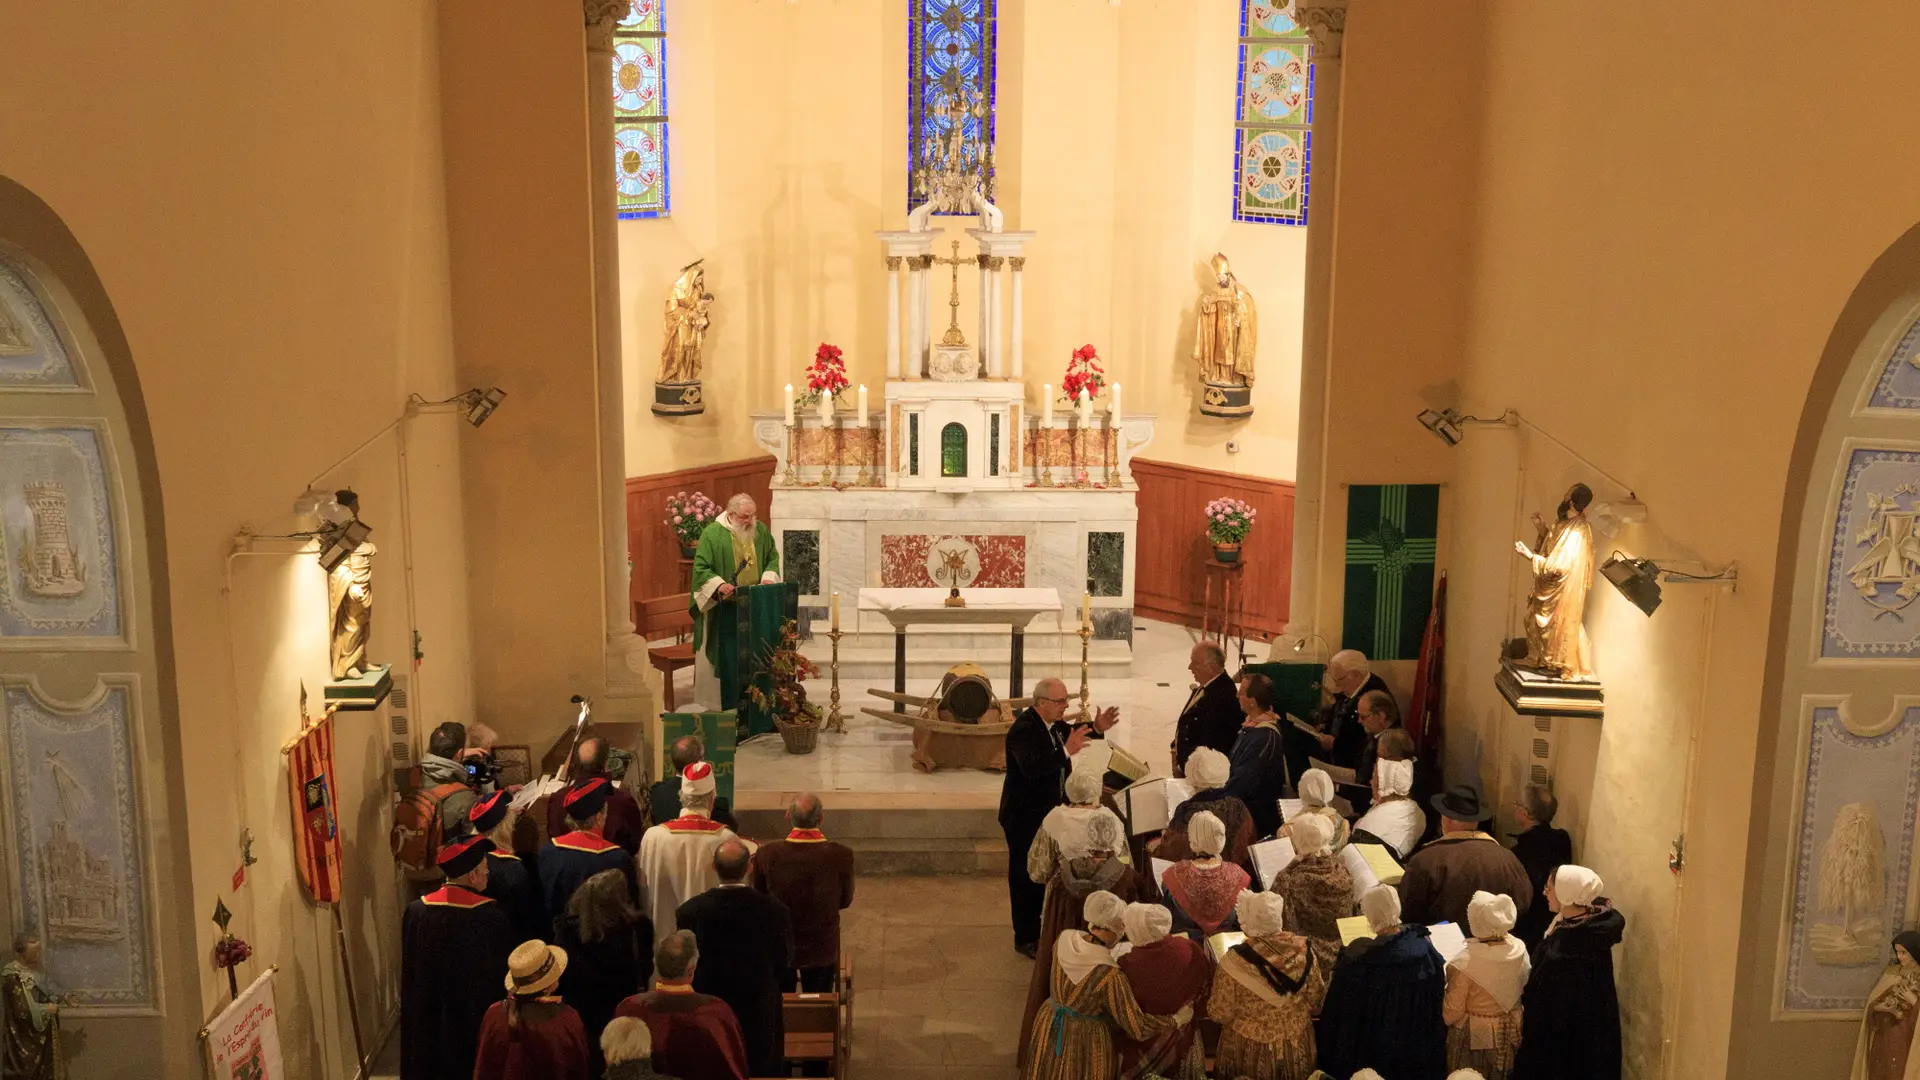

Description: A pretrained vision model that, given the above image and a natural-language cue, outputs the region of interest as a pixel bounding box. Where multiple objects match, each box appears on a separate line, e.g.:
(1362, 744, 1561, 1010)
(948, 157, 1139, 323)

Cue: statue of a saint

(1854, 932, 1920, 1080)
(326, 491, 375, 680)
(1194, 253, 1257, 417)
(1512, 483, 1596, 680)
(653, 261, 712, 415)
(1, 933, 67, 1080)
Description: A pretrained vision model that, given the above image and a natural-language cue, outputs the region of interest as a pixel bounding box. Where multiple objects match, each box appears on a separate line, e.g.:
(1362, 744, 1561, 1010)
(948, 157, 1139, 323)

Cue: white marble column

(1286, 0, 1347, 640)
(976, 252, 992, 376)
(912, 255, 931, 377)
(584, 0, 654, 725)
(1010, 256, 1025, 380)
(885, 255, 902, 379)
(986, 256, 1004, 378)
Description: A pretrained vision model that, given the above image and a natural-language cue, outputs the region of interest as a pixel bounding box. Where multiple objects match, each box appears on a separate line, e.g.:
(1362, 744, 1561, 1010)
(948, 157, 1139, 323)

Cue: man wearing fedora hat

(1395, 784, 1534, 931)
(401, 835, 515, 1080)
(472, 940, 591, 1080)
(540, 777, 639, 918)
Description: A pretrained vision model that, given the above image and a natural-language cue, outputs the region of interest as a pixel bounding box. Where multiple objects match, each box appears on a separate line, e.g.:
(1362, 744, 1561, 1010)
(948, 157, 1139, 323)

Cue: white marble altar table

(858, 587, 1062, 705)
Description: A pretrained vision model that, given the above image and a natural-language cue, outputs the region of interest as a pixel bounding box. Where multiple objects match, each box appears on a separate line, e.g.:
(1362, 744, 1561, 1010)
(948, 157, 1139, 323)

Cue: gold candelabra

(824, 625, 847, 733)
(1036, 424, 1054, 487)
(1103, 420, 1116, 488)
(820, 423, 837, 487)
(783, 424, 799, 485)
(1078, 619, 1093, 713)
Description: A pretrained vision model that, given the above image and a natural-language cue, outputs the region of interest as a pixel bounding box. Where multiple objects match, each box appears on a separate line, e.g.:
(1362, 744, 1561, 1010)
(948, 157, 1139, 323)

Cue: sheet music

(1207, 931, 1247, 963)
(1336, 915, 1374, 946)
(510, 774, 565, 812)
(1249, 837, 1297, 890)
(1352, 842, 1405, 885)
(1122, 777, 1192, 835)
(1340, 842, 1380, 901)
(1277, 798, 1304, 823)
(1152, 857, 1175, 889)
(1427, 921, 1469, 963)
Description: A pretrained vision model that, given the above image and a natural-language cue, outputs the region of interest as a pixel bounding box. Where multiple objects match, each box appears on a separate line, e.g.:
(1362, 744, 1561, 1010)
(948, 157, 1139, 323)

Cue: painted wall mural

(1783, 704, 1920, 1012)
(0, 258, 80, 389)
(3, 685, 154, 1011)
(0, 426, 122, 639)
(1823, 447, 1920, 659)
(878, 533, 1026, 588)
(1868, 314, 1920, 411)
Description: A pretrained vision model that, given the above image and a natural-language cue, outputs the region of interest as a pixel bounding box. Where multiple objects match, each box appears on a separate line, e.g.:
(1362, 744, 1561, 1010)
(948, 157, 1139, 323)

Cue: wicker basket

(775, 716, 820, 755)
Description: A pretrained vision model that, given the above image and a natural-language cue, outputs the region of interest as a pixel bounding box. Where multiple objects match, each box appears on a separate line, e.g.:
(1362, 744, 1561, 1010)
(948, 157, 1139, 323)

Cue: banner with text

(203, 968, 284, 1080)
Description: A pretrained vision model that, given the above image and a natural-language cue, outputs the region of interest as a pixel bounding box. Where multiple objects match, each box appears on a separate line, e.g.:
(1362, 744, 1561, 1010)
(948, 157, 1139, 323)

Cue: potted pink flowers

(1205, 497, 1257, 562)
(664, 491, 719, 559)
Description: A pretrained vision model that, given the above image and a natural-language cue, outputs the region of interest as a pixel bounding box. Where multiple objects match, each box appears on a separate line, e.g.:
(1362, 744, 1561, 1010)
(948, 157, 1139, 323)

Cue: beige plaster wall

(1367, 2, 1920, 1075)
(618, 0, 1306, 483)
(0, 1, 474, 1075)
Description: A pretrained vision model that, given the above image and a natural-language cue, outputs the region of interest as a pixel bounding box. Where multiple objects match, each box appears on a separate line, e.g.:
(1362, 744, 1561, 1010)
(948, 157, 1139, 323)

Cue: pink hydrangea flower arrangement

(1204, 497, 1256, 545)
(664, 490, 720, 547)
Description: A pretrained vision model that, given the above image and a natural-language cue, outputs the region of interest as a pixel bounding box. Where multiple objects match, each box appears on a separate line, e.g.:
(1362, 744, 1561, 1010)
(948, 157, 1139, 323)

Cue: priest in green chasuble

(689, 493, 781, 709)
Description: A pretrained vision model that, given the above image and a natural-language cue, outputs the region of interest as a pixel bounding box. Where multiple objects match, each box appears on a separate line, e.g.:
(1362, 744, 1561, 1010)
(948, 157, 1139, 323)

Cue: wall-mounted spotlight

(315, 489, 372, 572)
(1601, 551, 1738, 617)
(454, 387, 507, 427)
(1416, 407, 1514, 446)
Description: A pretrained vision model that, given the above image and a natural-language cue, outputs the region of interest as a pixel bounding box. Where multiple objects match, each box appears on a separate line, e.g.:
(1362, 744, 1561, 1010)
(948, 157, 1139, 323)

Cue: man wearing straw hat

(401, 835, 515, 1080)
(471, 940, 592, 1079)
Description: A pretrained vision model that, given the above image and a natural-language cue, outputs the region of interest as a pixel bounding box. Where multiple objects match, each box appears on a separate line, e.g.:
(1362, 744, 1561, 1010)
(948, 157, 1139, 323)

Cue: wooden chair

(776, 951, 853, 1079)
(643, 592, 697, 712)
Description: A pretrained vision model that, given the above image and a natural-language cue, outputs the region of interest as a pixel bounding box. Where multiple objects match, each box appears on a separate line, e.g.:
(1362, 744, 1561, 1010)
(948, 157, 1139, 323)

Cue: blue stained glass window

(909, 0, 997, 212)
(615, 0, 670, 218)
(1233, 2, 1312, 226)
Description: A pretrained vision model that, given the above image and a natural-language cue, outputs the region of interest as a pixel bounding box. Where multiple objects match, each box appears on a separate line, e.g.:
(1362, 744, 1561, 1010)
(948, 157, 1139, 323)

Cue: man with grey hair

(688, 491, 781, 710)
(999, 675, 1118, 956)
(615, 929, 750, 1080)
(1171, 639, 1243, 775)
(647, 734, 736, 830)
(1283, 646, 1394, 790)
(751, 791, 854, 995)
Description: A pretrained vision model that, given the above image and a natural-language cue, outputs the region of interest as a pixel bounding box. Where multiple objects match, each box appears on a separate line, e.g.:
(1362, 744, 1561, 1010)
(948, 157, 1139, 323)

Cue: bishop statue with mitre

(688, 493, 781, 709)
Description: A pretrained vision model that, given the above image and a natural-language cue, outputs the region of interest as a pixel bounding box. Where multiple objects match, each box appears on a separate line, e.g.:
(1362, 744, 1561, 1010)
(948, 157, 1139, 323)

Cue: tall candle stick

(1042, 384, 1053, 427)
(1082, 591, 1091, 628)
(831, 589, 840, 630)
(784, 385, 795, 426)
(818, 393, 833, 425)
(1109, 383, 1122, 426)
(1078, 388, 1092, 426)
(857, 384, 869, 428)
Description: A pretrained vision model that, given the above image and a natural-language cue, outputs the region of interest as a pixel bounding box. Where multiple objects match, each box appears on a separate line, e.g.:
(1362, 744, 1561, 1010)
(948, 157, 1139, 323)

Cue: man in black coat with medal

(998, 676, 1119, 957)
(1170, 640, 1243, 775)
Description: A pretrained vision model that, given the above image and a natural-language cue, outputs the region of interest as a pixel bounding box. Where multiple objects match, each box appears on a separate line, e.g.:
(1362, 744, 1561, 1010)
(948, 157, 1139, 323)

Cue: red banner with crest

(287, 712, 342, 904)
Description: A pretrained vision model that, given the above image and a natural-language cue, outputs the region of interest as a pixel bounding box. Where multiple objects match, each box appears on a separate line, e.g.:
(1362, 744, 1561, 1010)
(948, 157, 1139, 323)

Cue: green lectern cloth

(733, 582, 799, 737)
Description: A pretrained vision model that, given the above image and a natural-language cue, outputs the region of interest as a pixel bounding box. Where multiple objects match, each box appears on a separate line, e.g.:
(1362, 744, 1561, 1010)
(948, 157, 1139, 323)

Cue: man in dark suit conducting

(999, 676, 1118, 957)
(1171, 640, 1243, 775)
(676, 839, 793, 1078)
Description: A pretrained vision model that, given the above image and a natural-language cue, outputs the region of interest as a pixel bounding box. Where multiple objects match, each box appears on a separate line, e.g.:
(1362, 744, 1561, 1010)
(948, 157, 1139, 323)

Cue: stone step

(734, 807, 1007, 876)
(797, 646, 1133, 684)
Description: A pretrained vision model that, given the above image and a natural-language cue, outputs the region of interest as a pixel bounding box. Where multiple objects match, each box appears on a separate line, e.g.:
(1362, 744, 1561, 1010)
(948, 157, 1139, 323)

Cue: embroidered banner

(203, 968, 285, 1080)
(1341, 484, 1440, 661)
(286, 713, 341, 904)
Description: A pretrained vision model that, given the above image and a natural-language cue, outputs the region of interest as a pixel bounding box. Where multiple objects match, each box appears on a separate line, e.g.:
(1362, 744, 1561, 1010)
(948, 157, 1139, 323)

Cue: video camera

(463, 751, 502, 789)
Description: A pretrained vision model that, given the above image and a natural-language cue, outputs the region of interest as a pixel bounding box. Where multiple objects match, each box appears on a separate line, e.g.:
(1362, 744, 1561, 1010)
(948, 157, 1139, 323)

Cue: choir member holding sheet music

(1207, 892, 1339, 1080)
(1266, 814, 1354, 945)
(1316, 885, 1449, 1080)
(1149, 747, 1257, 873)
(1160, 810, 1252, 941)
(1279, 769, 1351, 852)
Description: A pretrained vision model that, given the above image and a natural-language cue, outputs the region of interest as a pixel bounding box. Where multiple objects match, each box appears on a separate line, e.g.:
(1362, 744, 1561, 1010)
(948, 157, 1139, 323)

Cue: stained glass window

(614, 0, 669, 218)
(1233, 2, 1312, 225)
(941, 422, 968, 477)
(909, 0, 997, 212)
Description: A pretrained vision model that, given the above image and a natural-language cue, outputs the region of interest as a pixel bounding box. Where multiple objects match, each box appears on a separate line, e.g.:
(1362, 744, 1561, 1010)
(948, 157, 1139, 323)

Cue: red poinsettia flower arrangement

(798, 343, 850, 406)
(1060, 344, 1106, 403)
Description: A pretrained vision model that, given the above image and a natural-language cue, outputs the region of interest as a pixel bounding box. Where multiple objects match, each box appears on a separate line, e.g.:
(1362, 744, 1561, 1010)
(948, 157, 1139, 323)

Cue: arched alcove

(0, 177, 199, 1075)
(940, 421, 967, 478)
(1734, 223, 1920, 1072)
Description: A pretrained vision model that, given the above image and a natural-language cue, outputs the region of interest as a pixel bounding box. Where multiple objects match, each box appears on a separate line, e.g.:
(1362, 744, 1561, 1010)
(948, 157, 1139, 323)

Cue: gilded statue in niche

(654, 260, 712, 416)
(1511, 482, 1596, 680)
(1194, 253, 1257, 418)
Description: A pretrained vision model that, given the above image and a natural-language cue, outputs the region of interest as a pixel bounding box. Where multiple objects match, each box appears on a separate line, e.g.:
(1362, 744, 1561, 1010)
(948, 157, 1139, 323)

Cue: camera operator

(418, 721, 497, 836)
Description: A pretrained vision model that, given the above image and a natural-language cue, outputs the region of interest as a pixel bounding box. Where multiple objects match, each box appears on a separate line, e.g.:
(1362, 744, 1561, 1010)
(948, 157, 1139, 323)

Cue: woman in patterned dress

(1207, 891, 1338, 1080)
(1020, 813, 1152, 1070)
(1161, 810, 1252, 941)
(1445, 891, 1531, 1079)
(1268, 812, 1355, 944)
(1024, 891, 1183, 1080)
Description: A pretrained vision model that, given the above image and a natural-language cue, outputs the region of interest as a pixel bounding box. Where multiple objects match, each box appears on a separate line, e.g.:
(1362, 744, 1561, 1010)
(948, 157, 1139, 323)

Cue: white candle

(1082, 591, 1091, 628)
(784, 385, 795, 426)
(831, 590, 840, 630)
(818, 393, 833, 425)
(1109, 383, 1122, 425)
(857, 384, 869, 428)
(1078, 388, 1092, 426)
(1042, 384, 1053, 427)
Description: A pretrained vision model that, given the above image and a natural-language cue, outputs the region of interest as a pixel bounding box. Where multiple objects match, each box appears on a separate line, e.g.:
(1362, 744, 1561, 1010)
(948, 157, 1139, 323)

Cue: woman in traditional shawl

(1445, 891, 1530, 1079)
(1115, 903, 1211, 1080)
(1207, 891, 1338, 1080)
(1352, 757, 1425, 859)
(1153, 747, 1257, 872)
(1021, 813, 1151, 1069)
(1, 934, 63, 1080)
(1269, 813, 1354, 943)
(1853, 931, 1920, 1080)
(1317, 884, 1448, 1080)
(1032, 769, 1133, 879)
(1161, 810, 1252, 941)
(1024, 891, 1184, 1080)
(1282, 768, 1351, 852)
(1513, 866, 1623, 1080)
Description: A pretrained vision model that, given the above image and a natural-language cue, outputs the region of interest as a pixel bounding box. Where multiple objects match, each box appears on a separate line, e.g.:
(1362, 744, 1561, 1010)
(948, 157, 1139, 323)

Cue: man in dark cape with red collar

(544, 735, 647, 854)
(678, 840, 794, 1077)
(402, 835, 515, 1080)
(616, 930, 750, 1080)
(469, 791, 548, 943)
(749, 792, 853, 993)
(539, 778, 637, 917)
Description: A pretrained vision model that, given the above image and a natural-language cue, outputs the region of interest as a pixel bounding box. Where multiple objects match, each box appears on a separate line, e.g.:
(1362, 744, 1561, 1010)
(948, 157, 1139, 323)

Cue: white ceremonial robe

(638, 812, 739, 949)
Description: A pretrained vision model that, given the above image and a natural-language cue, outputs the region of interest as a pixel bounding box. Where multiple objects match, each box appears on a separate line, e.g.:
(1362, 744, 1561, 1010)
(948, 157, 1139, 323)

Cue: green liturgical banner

(658, 710, 737, 807)
(1342, 484, 1440, 661)
(735, 581, 798, 738)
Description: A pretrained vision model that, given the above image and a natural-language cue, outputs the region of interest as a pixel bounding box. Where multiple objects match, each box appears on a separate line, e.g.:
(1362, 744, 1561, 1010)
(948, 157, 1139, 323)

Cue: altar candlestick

(818, 393, 833, 425)
(784, 386, 795, 426)
(1042, 384, 1053, 427)
(857, 384, 869, 427)
(1110, 383, 1122, 425)
(1078, 388, 1092, 426)
(1082, 591, 1091, 628)
(831, 589, 840, 630)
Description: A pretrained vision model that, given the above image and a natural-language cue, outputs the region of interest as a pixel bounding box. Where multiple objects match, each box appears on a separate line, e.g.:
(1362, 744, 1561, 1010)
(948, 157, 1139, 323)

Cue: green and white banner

(1342, 484, 1440, 661)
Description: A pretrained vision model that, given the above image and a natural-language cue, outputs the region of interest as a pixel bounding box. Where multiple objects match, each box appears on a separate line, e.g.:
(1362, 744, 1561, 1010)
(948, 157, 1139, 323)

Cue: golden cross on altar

(931, 240, 969, 347)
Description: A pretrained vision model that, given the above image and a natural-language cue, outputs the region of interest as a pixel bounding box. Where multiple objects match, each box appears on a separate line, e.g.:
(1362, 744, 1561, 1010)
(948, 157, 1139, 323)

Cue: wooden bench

(777, 952, 853, 1078)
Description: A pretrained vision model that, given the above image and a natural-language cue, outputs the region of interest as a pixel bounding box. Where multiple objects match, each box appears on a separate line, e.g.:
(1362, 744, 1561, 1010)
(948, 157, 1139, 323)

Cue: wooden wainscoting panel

(1130, 458, 1295, 638)
(626, 456, 776, 638)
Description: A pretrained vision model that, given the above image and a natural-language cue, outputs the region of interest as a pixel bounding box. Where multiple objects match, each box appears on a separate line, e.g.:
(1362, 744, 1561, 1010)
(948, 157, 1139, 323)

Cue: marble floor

(729, 616, 1269, 808)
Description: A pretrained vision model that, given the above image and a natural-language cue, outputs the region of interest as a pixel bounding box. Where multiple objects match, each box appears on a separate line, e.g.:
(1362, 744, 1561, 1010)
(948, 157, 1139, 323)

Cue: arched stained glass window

(909, 0, 997, 212)
(940, 422, 968, 477)
(1233, 1, 1312, 225)
(614, 0, 670, 218)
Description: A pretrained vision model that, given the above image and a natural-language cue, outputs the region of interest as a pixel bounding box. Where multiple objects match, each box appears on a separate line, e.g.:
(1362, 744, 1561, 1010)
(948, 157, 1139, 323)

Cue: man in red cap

(637, 761, 739, 951)
(539, 777, 638, 918)
(469, 790, 547, 943)
(544, 735, 647, 854)
(401, 835, 515, 1080)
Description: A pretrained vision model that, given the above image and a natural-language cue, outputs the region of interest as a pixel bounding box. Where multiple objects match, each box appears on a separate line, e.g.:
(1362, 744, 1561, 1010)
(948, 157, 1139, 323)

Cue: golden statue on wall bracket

(1195, 252, 1257, 418)
(654, 260, 712, 416)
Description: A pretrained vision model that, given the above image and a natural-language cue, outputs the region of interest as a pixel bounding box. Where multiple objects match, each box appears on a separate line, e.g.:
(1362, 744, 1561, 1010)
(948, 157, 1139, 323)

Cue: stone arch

(1734, 222, 1920, 1071)
(0, 176, 200, 1074)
